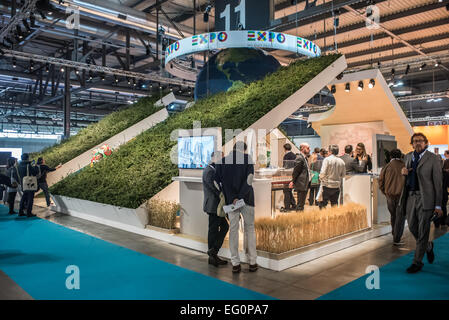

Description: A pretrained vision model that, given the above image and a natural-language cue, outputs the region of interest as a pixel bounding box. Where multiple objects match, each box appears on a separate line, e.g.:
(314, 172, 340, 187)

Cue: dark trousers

(38, 181, 51, 206)
(320, 186, 340, 208)
(7, 191, 17, 213)
(309, 185, 319, 206)
(283, 188, 296, 210)
(406, 192, 434, 265)
(19, 190, 35, 216)
(386, 196, 406, 243)
(439, 190, 448, 226)
(207, 214, 229, 255)
(296, 190, 308, 211)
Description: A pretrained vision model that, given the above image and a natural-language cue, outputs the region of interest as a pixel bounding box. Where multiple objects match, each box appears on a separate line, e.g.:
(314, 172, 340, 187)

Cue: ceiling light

(435, 61, 441, 67)
(358, 81, 364, 91)
(45, 63, 49, 72)
(75, 69, 80, 75)
(368, 79, 375, 88)
(60, 66, 65, 72)
(405, 64, 410, 75)
(12, 57, 17, 68)
(345, 83, 350, 92)
(419, 63, 426, 71)
(331, 85, 336, 93)
(391, 68, 395, 76)
(29, 59, 34, 70)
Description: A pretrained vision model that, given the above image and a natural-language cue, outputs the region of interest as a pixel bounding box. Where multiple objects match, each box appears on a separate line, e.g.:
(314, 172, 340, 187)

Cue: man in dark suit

(202, 151, 228, 267)
(291, 143, 311, 211)
(399, 133, 443, 273)
(282, 143, 297, 211)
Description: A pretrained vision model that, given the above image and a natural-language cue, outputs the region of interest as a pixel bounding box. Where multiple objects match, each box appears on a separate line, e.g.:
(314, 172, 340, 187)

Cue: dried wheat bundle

(145, 199, 180, 229)
(255, 203, 368, 253)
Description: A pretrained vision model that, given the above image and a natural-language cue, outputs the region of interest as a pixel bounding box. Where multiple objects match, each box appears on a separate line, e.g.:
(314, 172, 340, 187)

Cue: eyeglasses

(412, 139, 426, 143)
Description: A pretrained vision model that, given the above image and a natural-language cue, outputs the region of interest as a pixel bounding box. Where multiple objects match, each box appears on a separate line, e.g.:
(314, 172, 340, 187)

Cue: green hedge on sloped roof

(30, 95, 163, 168)
(50, 54, 341, 208)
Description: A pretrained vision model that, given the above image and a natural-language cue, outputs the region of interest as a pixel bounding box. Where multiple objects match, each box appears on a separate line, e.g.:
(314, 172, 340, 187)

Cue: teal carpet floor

(0, 206, 273, 300)
(319, 232, 449, 300)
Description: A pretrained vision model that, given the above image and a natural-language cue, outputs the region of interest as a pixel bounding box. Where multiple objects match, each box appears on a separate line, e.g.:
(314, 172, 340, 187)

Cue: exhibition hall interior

(0, 0, 449, 302)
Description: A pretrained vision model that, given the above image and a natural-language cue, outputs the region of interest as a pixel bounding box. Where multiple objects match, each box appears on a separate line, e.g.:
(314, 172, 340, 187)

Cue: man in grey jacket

(399, 133, 443, 273)
(202, 151, 228, 267)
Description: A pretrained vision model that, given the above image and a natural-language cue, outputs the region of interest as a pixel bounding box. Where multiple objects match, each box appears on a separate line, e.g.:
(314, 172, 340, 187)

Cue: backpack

(17, 164, 38, 192)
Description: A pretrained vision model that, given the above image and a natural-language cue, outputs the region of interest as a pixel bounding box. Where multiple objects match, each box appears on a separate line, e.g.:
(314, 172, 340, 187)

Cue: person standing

(13, 153, 38, 218)
(339, 145, 355, 175)
(215, 142, 257, 274)
(309, 155, 323, 206)
(36, 157, 62, 207)
(319, 145, 346, 208)
(378, 149, 406, 245)
(202, 151, 228, 267)
(352, 142, 372, 173)
(291, 143, 311, 212)
(282, 143, 297, 212)
(399, 133, 443, 273)
(440, 150, 449, 227)
(6, 157, 18, 215)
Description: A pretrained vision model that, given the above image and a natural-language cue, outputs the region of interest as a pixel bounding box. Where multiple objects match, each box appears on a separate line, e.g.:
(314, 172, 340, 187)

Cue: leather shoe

(215, 256, 228, 265)
(426, 241, 435, 264)
(249, 264, 258, 272)
(208, 256, 219, 267)
(232, 264, 241, 273)
(8, 211, 18, 215)
(406, 263, 423, 273)
(27, 213, 36, 218)
(18, 212, 26, 217)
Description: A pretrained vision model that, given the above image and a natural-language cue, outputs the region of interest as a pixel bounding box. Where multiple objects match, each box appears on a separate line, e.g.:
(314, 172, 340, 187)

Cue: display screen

(178, 136, 215, 169)
(377, 140, 398, 168)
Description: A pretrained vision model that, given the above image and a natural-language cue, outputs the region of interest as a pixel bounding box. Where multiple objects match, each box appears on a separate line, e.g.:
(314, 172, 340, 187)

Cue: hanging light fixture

(368, 79, 375, 88)
(345, 83, 350, 92)
(357, 81, 364, 91)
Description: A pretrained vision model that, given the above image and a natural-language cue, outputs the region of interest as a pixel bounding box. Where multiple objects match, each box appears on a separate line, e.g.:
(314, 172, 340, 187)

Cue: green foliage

(51, 55, 341, 208)
(30, 96, 163, 168)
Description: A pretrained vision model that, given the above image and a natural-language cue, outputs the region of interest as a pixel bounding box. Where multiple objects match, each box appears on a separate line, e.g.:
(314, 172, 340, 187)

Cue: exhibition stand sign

(165, 30, 321, 66)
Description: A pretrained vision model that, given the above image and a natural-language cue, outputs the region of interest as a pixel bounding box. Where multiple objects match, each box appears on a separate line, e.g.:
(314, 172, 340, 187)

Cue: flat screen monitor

(377, 140, 397, 168)
(178, 135, 215, 169)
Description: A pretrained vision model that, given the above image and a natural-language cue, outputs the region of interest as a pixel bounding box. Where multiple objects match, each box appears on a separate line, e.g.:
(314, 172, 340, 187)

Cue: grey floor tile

(268, 286, 322, 300)
(0, 271, 33, 300)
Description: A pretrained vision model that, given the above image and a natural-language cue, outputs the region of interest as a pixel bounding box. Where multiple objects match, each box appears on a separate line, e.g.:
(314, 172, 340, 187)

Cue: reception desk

(173, 173, 389, 240)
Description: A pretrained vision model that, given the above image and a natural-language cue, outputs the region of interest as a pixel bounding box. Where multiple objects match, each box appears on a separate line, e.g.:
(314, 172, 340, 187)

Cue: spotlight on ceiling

(391, 68, 395, 76)
(114, 75, 119, 83)
(405, 64, 410, 75)
(307, 122, 312, 129)
(368, 79, 375, 89)
(336, 73, 344, 80)
(435, 61, 441, 67)
(101, 74, 105, 81)
(331, 85, 336, 94)
(75, 69, 79, 75)
(45, 63, 49, 73)
(12, 57, 17, 68)
(358, 81, 364, 91)
(345, 83, 350, 92)
(29, 59, 34, 70)
(60, 66, 65, 72)
(419, 63, 426, 71)
(89, 71, 93, 80)
(127, 77, 131, 85)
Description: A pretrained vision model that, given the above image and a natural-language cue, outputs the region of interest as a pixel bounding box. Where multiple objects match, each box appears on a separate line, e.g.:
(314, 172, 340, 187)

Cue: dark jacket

(398, 150, 443, 215)
(202, 164, 220, 214)
(36, 164, 56, 183)
(352, 154, 372, 173)
(339, 153, 355, 174)
(12, 161, 38, 186)
(0, 173, 12, 187)
(292, 153, 310, 192)
(283, 151, 296, 169)
(215, 151, 255, 206)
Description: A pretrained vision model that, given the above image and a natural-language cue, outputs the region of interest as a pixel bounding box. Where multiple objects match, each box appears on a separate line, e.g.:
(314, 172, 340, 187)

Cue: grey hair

(329, 144, 339, 155)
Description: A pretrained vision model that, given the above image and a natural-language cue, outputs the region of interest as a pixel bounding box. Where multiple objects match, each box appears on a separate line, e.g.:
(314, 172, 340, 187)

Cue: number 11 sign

(215, 0, 273, 32)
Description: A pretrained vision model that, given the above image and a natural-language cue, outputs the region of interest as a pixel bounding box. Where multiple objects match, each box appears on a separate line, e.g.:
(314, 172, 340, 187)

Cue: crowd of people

(281, 141, 372, 212)
(0, 154, 61, 217)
